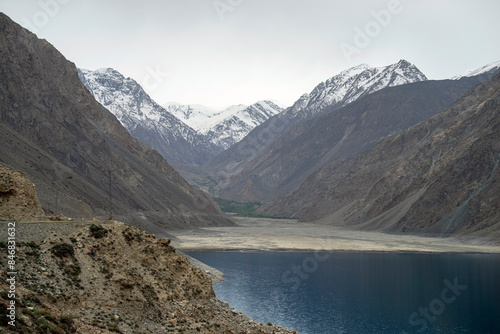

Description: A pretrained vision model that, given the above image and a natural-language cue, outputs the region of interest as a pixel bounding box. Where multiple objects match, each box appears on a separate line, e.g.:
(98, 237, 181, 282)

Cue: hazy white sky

(1, 0, 499, 108)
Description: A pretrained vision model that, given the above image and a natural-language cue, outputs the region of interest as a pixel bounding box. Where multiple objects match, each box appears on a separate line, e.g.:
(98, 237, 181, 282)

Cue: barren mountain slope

(262, 74, 500, 237)
(205, 60, 427, 176)
(0, 13, 232, 231)
(220, 77, 489, 202)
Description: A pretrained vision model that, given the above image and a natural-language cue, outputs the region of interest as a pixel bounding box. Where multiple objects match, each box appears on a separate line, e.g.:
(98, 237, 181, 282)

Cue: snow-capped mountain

(165, 101, 283, 150)
(206, 59, 428, 173)
(78, 68, 218, 165)
(286, 59, 428, 121)
(452, 60, 500, 79)
(164, 103, 220, 128)
(204, 101, 283, 149)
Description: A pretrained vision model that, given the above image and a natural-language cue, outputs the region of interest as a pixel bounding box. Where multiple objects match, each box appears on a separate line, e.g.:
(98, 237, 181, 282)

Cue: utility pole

(104, 169, 115, 220)
(55, 191, 58, 216)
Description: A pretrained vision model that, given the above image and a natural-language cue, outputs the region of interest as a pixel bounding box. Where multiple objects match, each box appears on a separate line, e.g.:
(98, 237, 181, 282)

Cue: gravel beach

(170, 216, 500, 253)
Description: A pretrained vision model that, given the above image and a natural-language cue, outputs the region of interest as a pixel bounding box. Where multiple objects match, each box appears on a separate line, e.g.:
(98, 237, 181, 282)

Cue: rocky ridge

(285, 59, 427, 121)
(205, 60, 427, 176)
(166, 101, 283, 151)
(217, 76, 489, 202)
(78, 66, 283, 165)
(78, 68, 218, 165)
(0, 165, 45, 221)
(262, 73, 500, 237)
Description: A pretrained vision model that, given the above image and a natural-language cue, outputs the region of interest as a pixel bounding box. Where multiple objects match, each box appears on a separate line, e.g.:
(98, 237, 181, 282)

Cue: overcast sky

(1, 0, 499, 108)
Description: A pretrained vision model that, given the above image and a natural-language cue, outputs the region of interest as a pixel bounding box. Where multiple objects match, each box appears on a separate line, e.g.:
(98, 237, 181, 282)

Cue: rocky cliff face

(0, 221, 296, 333)
(0, 13, 232, 230)
(262, 74, 500, 237)
(0, 165, 45, 221)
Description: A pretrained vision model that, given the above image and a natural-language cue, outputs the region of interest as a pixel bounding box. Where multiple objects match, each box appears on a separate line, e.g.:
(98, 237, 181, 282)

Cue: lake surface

(185, 250, 500, 334)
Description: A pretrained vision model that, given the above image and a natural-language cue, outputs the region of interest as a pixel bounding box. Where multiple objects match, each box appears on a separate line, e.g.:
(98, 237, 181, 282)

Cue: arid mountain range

(262, 73, 500, 238)
(217, 76, 492, 202)
(1, 9, 500, 239)
(0, 13, 232, 231)
(203, 60, 428, 177)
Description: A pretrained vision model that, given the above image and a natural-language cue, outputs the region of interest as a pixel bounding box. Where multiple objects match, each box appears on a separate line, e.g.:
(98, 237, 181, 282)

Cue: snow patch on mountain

(452, 60, 500, 80)
(164, 101, 283, 150)
(287, 59, 428, 120)
(78, 68, 217, 165)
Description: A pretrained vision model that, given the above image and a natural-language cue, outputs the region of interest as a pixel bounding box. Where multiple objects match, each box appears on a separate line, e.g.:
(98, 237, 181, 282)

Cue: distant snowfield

(164, 100, 283, 149)
(164, 101, 283, 134)
(452, 60, 500, 79)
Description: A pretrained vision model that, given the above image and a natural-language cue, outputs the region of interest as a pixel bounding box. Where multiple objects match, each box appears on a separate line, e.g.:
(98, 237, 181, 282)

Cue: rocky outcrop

(0, 13, 233, 230)
(262, 74, 500, 237)
(0, 221, 296, 333)
(0, 165, 45, 221)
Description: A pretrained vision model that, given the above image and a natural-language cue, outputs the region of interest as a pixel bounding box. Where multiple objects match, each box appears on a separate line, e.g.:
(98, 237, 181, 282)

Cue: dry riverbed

(170, 216, 500, 253)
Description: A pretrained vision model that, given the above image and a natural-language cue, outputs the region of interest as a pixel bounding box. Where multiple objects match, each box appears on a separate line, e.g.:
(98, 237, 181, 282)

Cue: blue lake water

(185, 250, 500, 334)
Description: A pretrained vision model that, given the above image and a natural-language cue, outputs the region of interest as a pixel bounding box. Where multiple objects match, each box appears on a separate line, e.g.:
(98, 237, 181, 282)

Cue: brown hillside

(0, 165, 45, 221)
(218, 77, 492, 202)
(262, 74, 500, 238)
(0, 221, 296, 333)
(0, 12, 232, 231)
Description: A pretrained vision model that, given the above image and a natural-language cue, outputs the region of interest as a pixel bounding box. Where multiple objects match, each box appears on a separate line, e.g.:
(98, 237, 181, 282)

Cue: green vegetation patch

(213, 197, 263, 216)
(51, 243, 75, 258)
(213, 197, 293, 218)
(89, 224, 109, 239)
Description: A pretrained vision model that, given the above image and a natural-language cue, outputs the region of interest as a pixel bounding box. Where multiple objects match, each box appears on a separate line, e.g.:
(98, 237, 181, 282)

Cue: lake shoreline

(170, 216, 500, 254)
(181, 247, 500, 255)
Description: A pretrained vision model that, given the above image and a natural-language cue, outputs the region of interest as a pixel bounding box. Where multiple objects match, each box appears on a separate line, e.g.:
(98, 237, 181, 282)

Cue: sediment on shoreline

(170, 217, 500, 254)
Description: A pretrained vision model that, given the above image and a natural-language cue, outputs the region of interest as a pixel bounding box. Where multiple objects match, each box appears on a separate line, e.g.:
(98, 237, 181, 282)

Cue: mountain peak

(338, 63, 371, 76)
(395, 59, 412, 67)
(163, 100, 282, 150)
(95, 67, 116, 74)
(294, 60, 427, 117)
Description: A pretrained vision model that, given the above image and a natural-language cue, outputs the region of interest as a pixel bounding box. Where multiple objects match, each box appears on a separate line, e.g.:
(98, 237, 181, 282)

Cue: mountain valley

(0, 13, 232, 232)
(1, 5, 500, 334)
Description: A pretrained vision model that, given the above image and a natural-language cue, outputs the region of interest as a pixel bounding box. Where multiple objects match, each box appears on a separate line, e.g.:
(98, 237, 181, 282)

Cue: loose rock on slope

(0, 221, 297, 334)
(0, 165, 45, 221)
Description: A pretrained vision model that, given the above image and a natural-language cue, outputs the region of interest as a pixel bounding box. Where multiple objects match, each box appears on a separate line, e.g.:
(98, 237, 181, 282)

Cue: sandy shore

(170, 216, 500, 253)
